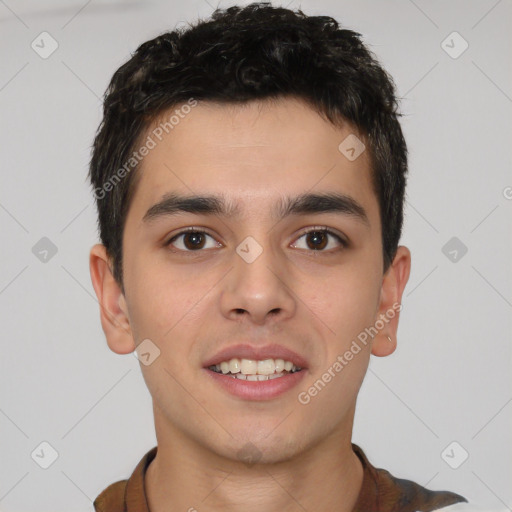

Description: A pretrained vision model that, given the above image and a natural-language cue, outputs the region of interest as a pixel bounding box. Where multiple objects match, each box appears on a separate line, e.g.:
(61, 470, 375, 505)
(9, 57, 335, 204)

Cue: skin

(90, 96, 411, 512)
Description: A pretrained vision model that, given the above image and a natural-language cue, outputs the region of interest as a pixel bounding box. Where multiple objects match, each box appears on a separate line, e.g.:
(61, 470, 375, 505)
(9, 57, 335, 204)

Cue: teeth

(257, 359, 275, 375)
(240, 359, 258, 375)
(228, 372, 288, 381)
(229, 358, 241, 374)
(210, 357, 301, 377)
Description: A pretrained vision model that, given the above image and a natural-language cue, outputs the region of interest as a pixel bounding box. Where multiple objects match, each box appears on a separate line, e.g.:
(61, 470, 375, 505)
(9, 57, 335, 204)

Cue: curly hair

(88, 1, 408, 291)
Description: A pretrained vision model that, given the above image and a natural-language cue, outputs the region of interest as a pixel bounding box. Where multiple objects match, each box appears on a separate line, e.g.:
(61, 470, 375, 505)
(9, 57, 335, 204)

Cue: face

(91, 96, 410, 464)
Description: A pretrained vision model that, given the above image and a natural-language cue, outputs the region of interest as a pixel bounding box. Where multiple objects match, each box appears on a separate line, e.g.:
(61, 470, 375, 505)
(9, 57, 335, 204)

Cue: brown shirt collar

(93, 444, 467, 512)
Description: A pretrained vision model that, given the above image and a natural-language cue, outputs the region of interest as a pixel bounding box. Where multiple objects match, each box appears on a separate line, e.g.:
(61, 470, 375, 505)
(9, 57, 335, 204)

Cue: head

(89, 2, 411, 464)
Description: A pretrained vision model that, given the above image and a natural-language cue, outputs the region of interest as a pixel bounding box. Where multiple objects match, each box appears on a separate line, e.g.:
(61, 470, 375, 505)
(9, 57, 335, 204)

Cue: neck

(146, 407, 364, 512)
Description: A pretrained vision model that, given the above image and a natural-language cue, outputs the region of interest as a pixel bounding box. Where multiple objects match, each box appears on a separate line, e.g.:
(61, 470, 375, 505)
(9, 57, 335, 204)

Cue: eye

(165, 226, 347, 253)
(291, 227, 347, 252)
(165, 228, 221, 252)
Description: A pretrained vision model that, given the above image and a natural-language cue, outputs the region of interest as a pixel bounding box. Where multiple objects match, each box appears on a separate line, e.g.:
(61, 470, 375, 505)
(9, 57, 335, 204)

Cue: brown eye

(305, 231, 328, 250)
(182, 232, 206, 250)
(292, 228, 346, 252)
(166, 230, 220, 252)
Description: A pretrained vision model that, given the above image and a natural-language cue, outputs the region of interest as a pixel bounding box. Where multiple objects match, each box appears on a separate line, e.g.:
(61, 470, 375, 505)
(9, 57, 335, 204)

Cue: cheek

(307, 264, 381, 343)
(124, 256, 217, 365)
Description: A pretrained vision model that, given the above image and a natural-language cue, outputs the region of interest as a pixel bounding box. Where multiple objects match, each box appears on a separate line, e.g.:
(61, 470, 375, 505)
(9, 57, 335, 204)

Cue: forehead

(126, 97, 378, 225)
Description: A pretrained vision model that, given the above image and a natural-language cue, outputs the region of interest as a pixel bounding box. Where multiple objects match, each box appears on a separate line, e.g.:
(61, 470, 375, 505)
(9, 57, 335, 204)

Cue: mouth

(203, 345, 308, 400)
(208, 357, 302, 381)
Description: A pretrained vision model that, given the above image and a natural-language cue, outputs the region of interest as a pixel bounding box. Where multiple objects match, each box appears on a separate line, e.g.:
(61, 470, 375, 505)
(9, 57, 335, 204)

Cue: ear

(371, 245, 411, 357)
(89, 243, 135, 354)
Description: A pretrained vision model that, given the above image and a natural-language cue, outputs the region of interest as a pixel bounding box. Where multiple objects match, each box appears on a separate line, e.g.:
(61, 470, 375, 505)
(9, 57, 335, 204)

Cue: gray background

(0, 0, 511, 510)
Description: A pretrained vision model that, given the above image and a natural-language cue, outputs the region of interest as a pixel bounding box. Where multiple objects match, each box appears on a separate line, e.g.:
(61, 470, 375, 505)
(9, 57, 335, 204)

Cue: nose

(219, 238, 297, 325)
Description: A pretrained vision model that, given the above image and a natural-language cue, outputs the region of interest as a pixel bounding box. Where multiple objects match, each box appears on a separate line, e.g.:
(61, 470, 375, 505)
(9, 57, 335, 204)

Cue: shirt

(93, 443, 469, 512)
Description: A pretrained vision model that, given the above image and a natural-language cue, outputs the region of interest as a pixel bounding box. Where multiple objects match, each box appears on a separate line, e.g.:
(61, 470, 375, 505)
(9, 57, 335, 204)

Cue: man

(88, 3, 471, 511)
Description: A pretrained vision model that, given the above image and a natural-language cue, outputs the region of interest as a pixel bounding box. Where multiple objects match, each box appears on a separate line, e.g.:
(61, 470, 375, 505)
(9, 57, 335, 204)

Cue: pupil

(184, 232, 205, 250)
(307, 231, 327, 250)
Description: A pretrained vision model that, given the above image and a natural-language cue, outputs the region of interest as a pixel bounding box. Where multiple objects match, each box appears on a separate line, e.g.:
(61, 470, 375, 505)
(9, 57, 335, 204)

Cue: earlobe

(89, 244, 135, 354)
(370, 245, 411, 358)
(371, 334, 397, 357)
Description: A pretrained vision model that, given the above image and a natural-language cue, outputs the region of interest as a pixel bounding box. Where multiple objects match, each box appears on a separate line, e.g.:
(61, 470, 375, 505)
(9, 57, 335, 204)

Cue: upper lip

(203, 343, 309, 369)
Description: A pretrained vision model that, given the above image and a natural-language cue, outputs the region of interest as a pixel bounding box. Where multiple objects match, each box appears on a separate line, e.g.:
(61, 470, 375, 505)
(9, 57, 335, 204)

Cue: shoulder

(93, 479, 128, 512)
(377, 467, 467, 512)
(431, 504, 504, 512)
(92, 445, 157, 511)
(352, 444, 468, 512)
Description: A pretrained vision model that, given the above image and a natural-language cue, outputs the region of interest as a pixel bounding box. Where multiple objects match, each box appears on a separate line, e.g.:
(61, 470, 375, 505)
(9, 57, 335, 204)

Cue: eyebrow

(142, 192, 370, 227)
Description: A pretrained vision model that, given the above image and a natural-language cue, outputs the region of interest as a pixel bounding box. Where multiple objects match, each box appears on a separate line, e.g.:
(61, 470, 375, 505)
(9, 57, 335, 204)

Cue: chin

(211, 426, 311, 466)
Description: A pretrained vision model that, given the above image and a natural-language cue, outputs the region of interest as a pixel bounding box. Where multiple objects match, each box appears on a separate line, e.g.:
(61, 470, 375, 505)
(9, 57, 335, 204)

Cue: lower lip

(203, 368, 307, 401)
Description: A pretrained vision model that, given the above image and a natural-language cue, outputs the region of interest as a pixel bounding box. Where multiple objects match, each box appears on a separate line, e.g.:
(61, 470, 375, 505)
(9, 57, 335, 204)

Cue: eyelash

(164, 226, 348, 253)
